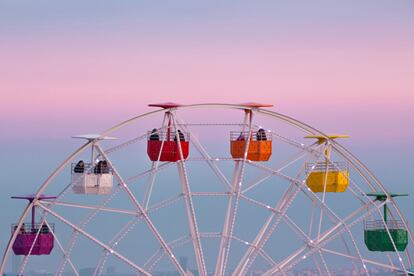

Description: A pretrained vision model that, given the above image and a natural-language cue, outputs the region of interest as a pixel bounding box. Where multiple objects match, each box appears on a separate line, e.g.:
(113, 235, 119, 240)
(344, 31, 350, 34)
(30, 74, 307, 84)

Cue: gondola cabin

(71, 162, 113, 195)
(305, 135, 350, 193)
(71, 134, 117, 195)
(147, 130, 189, 162)
(11, 195, 56, 256)
(364, 193, 408, 252)
(12, 223, 55, 255)
(306, 162, 349, 192)
(230, 130, 272, 161)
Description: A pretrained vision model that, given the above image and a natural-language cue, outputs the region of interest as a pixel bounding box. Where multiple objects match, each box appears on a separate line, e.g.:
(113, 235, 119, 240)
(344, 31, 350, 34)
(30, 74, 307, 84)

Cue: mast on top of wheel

(239, 102, 274, 115)
(148, 102, 182, 109)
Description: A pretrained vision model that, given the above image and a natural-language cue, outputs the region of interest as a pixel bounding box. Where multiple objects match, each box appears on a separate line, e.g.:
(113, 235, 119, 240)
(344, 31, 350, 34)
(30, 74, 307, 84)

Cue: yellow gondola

(305, 134, 350, 193)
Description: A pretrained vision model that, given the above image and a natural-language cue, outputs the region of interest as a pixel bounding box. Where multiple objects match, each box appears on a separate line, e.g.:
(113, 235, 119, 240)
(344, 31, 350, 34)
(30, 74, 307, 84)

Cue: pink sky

(1, 1, 413, 143)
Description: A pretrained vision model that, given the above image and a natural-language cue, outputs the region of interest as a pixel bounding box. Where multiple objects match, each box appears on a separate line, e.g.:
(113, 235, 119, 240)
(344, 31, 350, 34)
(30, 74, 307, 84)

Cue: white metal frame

(1, 103, 412, 276)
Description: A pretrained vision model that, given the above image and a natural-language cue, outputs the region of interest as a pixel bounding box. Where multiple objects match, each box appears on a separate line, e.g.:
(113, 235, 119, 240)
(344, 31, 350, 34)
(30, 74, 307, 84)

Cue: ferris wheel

(1, 103, 413, 276)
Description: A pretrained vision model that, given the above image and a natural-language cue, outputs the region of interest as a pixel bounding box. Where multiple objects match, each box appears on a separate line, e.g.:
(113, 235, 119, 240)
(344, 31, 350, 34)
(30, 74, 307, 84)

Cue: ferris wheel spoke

(316, 143, 331, 244)
(94, 217, 140, 276)
(41, 219, 79, 276)
(36, 203, 151, 276)
(170, 114, 207, 276)
(56, 187, 124, 273)
(39, 200, 140, 216)
(241, 148, 316, 194)
(239, 142, 322, 203)
(320, 247, 404, 272)
(233, 183, 302, 276)
(337, 160, 402, 273)
(312, 255, 323, 276)
(269, 131, 321, 157)
(317, 249, 332, 276)
(16, 220, 44, 275)
(49, 158, 163, 273)
(176, 161, 207, 276)
(239, 176, 372, 275)
(312, 197, 399, 276)
(240, 193, 311, 244)
(246, 158, 376, 259)
(144, 235, 192, 272)
(143, 162, 158, 210)
(215, 111, 254, 276)
(143, 113, 169, 210)
(286, 194, 368, 274)
(1, 141, 92, 275)
(125, 162, 173, 185)
(95, 145, 187, 275)
(331, 140, 414, 269)
(284, 214, 312, 242)
(103, 133, 148, 155)
(53, 189, 182, 274)
(315, 202, 380, 246)
(175, 115, 232, 191)
(263, 201, 385, 275)
(233, 150, 324, 276)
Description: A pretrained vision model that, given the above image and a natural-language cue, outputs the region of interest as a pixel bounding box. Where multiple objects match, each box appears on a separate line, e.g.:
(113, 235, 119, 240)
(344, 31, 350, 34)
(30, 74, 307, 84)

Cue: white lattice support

(37, 203, 151, 276)
(171, 114, 207, 276)
(0, 142, 91, 275)
(244, 159, 373, 274)
(93, 217, 139, 276)
(316, 142, 331, 243)
(321, 247, 404, 272)
(233, 148, 324, 276)
(263, 201, 386, 275)
(215, 110, 253, 276)
(43, 219, 79, 276)
(317, 249, 332, 276)
(143, 112, 169, 210)
(144, 235, 192, 272)
(233, 183, 302, 276)
(41, 200, 139, 216)
(95, 145, 187, 276)
(126, 162, 173, 185)
(241, 193, 363, 275)
(242, 150, 310, 194)
(57, 154, 176, 274)
(175, 115, 232, 191)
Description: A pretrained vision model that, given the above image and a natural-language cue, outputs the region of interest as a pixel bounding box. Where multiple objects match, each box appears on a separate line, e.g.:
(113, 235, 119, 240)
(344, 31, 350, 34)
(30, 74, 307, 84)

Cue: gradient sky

(1, 0, 413, 140)
(1, 0, 414, 265)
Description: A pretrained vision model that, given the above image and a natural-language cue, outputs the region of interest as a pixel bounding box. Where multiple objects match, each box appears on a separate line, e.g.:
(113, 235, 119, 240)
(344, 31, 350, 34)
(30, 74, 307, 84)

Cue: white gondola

(71, 134, 116, 195)
(71, 163, 113, 195)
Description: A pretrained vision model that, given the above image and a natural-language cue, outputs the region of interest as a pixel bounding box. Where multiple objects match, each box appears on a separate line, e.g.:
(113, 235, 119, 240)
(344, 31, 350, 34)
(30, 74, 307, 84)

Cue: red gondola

(147, 104, 190, 162)
(147, 130, 189, 162)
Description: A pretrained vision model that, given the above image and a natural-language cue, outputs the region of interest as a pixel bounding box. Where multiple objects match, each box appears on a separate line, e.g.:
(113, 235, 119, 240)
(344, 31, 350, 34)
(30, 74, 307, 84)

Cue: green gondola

(364, 193, 408, 252)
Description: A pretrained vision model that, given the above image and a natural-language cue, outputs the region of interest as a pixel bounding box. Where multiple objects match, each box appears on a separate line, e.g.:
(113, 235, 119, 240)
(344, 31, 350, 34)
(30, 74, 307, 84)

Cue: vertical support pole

(31, 203, 35, 227)
(215, 109, 253, 276)
(384, 204, 387, 222)
(171, 114, 207, 276)
(143, 112, 168, 210)
(91, 142, 95, 164)
(167, 114, 171, 141)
